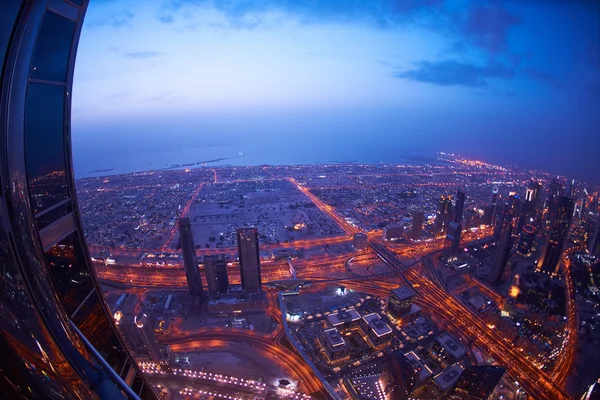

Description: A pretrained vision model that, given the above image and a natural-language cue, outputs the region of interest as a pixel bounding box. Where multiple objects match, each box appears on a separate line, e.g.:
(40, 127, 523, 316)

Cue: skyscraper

(411, 211, 424, 240)
(454, 190, 466, 224)
(587, 217, 600, 257)
(524, 180, 542, 214)
(0, 2, 157, 397)
(489, 220, 513, 285)
(537, 196, 574, 275)
(204, 254, 230, 296)
(434, 196, 453, 236)
(517, 224, 537, 256)
(237, 228, 262, 293)
(179, 217, 204, 298)
(446, 221, 462, 256)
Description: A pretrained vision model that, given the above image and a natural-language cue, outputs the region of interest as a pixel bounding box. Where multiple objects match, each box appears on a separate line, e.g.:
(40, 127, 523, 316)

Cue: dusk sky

(73, 0, 600, 182)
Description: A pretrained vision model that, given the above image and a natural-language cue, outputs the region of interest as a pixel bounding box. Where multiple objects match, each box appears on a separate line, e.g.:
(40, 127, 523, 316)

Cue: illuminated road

(368, 243, 572, 400)
(161, 330, 323, 396)
(550, 247, 580, 386)
(287, 177, 359, 235)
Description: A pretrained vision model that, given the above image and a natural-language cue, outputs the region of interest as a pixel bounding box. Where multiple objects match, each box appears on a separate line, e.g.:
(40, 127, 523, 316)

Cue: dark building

(179, 217, 204, 298)
(386, 351, 420, 400)
(546, 178, 565, 218)
(387, 286, 415, 319)
(537, 196, 574, 275)
(446, 366, 506, 400)
(353, 232, 368, 250)
(446, 222, 462, 256)
(483, 204, 495, 226)
(524, 180, 542, 214)
(489, 221, 513, 285)
(0, 2, 158, 398)
(204, 254, 229, 296)
(411, 211, 424, 240)
(383, 224, 404, 241)
(237, 228, 262, 293)
(491, 186, 499, 208)
(587, 217, 600, 257)
(454, 191, 466, 224)
(434, 196, 454, 236)
(517, 224, 537, 256)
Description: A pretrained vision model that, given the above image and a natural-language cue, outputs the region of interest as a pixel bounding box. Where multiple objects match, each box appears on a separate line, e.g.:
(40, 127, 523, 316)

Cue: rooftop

(327, 307, 361, 327)
(433, 364, 464, 391)
(391, 286, 416, 301)
(322, 328, 346, 348)
(405, 351, 433, 381)
(435, 333, 466, 359)
(362, 313, 392, 337)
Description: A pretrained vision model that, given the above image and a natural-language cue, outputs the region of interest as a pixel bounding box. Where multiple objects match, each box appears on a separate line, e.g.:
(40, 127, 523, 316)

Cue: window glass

(36, 200, 72, 230)
(44, 232, 93, 316)
(25, 83, 69, 214)
(0, 2, 23, 76)
(30, 11, 76, 82)
(72, 291, 128, 375)
(131, 374, 144, 395)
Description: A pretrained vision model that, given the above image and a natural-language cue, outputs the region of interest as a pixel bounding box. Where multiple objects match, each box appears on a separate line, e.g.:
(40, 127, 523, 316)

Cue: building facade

(537, 195, 574, 275)
(179, 217, 204, 298)
(204, 254, 229, 296)
(237, 228, 262, 293)
(0, 1, 157, 398)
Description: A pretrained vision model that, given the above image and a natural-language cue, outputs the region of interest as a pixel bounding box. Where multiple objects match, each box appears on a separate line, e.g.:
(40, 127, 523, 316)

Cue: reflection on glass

(44, 232, 93, 316)
(36, 200, 72, 230)
(0, 1, 22, 68)
(72, 291, 128, 377)
(0, 205, 76, 398)
(25, 83, 69, 214)
(30, 11, 76, 82)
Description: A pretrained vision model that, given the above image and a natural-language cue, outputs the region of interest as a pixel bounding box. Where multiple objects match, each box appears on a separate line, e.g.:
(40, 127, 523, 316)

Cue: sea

(72, 131, 443, 180)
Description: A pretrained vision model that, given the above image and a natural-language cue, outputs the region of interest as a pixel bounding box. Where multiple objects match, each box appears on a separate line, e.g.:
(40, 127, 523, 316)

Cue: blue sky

(73, 0, 600, 182)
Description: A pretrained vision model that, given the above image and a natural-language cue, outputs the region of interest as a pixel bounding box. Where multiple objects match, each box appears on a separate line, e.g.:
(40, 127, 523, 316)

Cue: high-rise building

(133, 313, 164, 362)
(434, 196, 453, 236)
(0, 3, 158, 398)
(483, 205, 495, 226)
(524, 180, 542, 214)
(446, 222, 462, 256)
(454, 191, 466, 224)
(386, 351, 420, 400)
(517, 224, 537, 256)
(491, 186, 499, 208)
(204, 254, 229, 296)
(353, 233, 368, 250)
(383, 224, 404, 241)
(179, 217, 204, 298)
(537, 196, 574, 275)
(489, 221, 513, 285)
(387, 286, 415, 319)
(566, 178, 576, 199)
(237, 228, 262, 293)
(587, 217, 600, 257)
(411, 211, 424, 240)
(446, 366, 506, 400)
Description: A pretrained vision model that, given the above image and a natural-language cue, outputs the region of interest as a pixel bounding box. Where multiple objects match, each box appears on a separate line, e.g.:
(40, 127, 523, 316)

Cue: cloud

(158, 14, 175, 24)
(522, 68, 562, 89)
(458, 1, 520, 53)
(394, 60, 513, 87)
(124, 50, 164, 59)
(89, 9, 135, 28)
(140, 90, 176, 103)
(162, 0, 446, 29)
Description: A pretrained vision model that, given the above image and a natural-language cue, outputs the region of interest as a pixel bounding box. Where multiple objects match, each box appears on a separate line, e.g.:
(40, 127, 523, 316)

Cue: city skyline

(73, 0, 600, 182)
(2, 2, 600, 400)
